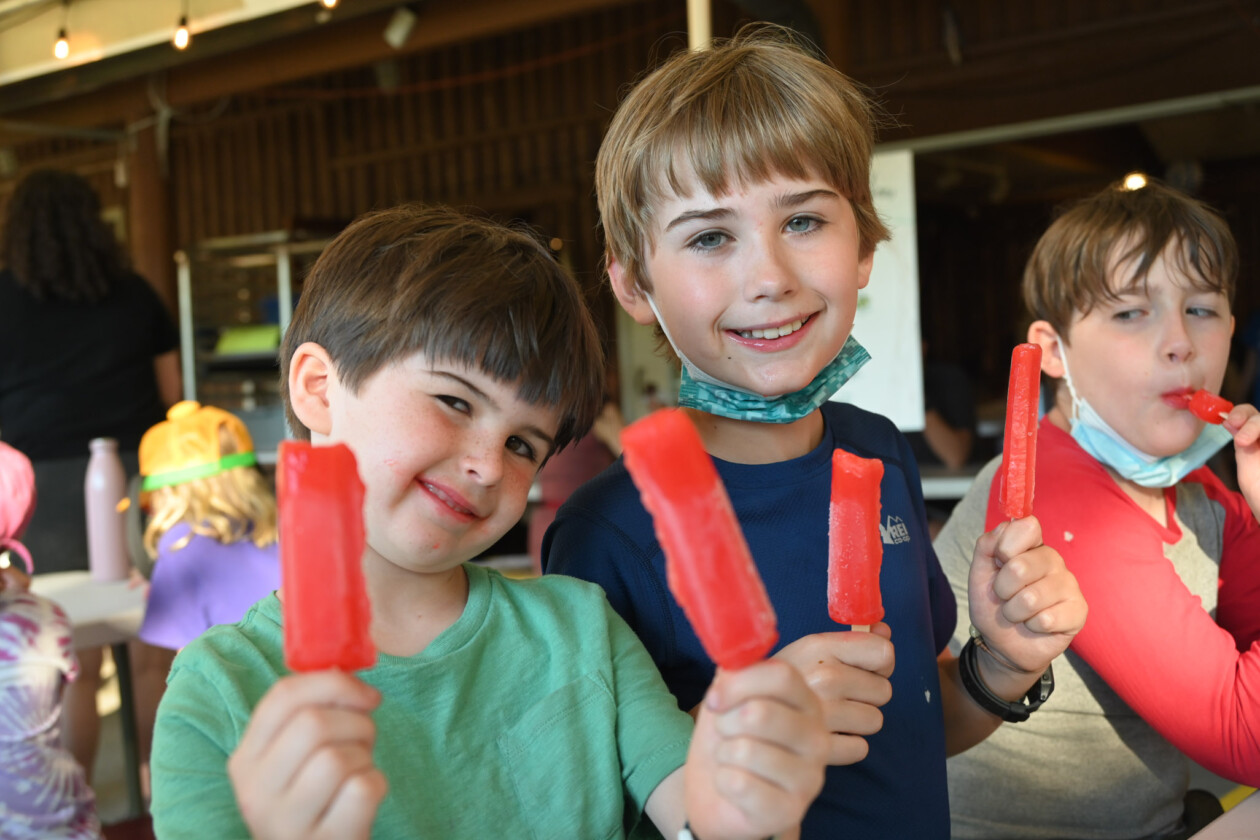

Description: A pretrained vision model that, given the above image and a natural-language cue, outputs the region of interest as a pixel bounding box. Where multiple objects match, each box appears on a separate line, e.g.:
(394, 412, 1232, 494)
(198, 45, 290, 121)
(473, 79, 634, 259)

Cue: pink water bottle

(85, 437, 130, 582)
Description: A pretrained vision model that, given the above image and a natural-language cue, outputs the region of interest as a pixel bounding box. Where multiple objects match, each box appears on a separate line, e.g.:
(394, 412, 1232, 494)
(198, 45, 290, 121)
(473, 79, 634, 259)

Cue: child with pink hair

(0, 440, 101, 839)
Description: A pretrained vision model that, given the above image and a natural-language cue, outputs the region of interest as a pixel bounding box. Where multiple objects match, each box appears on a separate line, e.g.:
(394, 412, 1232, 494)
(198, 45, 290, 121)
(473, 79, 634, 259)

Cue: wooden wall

(2, 0, 722, 341)
(3, 0, 1258, 400)
(169, 0, 696, 336)
(830, 0, 1260, 400)
(839, 0, 1260, 141)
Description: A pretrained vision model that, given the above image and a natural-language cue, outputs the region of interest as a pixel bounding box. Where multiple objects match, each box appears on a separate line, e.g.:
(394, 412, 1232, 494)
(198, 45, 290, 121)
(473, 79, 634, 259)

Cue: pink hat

(0, 441, 36, 574)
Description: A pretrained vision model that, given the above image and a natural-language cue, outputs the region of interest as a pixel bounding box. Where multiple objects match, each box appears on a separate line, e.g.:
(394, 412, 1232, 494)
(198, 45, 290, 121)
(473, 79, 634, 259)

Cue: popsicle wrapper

(1000, 343, 1042, 520)
(621, 409, 778, 670)
(828, 448, 884, 626)
(277, 441, 375, 673)
(1188, 389, 1232, 424)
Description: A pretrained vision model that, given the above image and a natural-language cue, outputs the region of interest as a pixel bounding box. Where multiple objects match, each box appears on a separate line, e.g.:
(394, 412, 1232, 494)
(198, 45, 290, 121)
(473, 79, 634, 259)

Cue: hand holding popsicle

(965, 517, 1086, 686)
(621, 409, 778, 670)
(1183, 391, 1260, 518)
(681, 660, 828, 840)
(228, 671, 386, 840)
(1215, 400, 1260, 521)
(772, 628, 894, 765)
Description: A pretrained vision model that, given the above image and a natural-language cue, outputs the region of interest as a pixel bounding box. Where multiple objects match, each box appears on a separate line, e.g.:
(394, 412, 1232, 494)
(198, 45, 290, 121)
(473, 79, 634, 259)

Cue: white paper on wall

(830, 148, 925, 431)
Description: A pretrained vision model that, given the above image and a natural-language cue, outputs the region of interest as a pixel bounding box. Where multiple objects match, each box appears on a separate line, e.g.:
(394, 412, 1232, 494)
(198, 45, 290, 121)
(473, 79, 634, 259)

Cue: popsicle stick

(851, 624, 870, 633)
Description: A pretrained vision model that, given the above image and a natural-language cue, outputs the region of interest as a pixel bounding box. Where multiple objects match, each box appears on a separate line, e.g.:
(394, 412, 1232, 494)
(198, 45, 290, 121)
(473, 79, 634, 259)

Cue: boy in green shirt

(150, 204, 829, 840)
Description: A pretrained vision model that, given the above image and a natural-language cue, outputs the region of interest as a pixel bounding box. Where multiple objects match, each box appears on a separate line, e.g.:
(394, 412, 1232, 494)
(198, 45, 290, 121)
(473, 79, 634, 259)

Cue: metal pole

(276, 244, 293, 336)
(175, 250, 195, 402)
(687, 0, 711, 51)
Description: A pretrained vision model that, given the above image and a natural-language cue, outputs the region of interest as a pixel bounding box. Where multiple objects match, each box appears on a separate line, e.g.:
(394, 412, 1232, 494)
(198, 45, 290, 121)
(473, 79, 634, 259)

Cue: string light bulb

(173, 14, 190, 49)
(53, 0, 70, 59)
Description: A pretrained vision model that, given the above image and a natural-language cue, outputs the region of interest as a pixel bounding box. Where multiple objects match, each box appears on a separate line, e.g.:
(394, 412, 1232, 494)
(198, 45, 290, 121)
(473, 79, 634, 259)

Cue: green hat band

(142, 452, 258, 491)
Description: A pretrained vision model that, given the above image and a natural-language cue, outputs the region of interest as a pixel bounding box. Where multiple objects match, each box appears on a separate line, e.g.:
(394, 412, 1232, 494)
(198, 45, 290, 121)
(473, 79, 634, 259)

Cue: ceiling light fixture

(53, 0, 70, 59)
(383, 6, 417, 49)
(173, 1, 191, 50)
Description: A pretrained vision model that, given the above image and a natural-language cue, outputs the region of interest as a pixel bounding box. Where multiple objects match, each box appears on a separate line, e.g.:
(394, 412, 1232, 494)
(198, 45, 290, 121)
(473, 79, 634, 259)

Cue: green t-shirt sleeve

(604, 599, 694, 823)
(150, 650, 258, 838)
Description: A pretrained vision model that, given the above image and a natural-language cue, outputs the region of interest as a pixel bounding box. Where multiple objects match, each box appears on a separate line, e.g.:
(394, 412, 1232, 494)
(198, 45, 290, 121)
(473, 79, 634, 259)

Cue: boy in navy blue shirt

(544, 26, 1088, 839)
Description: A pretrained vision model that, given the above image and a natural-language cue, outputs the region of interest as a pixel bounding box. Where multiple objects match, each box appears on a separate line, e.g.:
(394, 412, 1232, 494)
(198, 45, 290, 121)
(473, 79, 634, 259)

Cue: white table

(31, 571, 146, 649)
(30, 570, 147, 820)
(1194, 790, 1260, 839)
(919, 464, 981, 500)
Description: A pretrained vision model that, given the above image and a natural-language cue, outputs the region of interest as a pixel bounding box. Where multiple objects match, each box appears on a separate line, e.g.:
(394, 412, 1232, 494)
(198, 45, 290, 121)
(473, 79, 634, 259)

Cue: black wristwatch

(958, 635, 1054, 723)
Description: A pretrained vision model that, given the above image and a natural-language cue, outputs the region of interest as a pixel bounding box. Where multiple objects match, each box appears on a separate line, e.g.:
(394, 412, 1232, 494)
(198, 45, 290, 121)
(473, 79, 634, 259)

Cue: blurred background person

(0, 168, 181, 789)
(136, 400, 279, 653)
(0, 439, 102, 839)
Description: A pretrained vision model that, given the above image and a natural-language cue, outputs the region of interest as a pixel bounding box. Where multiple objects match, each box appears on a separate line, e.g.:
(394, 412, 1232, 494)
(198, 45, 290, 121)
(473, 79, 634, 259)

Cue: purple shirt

(139, 523, 280, 650)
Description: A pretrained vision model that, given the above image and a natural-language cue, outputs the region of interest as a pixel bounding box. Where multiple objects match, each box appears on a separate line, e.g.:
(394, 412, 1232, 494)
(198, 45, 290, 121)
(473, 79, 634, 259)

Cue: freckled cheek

(501, 474, 535, 512)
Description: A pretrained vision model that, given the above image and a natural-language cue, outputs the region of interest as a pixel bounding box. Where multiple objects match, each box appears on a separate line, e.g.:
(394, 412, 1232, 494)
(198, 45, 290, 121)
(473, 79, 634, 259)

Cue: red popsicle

(828, 449, 884, 631)
(621, 409, 778, 670)
(1000, 343, 1042, 520)
(277, 441, 375, 672)
(1188, 389, 1232, 424)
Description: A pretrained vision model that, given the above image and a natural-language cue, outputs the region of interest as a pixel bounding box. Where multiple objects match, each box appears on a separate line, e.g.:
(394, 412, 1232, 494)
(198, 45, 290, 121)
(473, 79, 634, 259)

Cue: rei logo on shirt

(879, 515, 912, 546)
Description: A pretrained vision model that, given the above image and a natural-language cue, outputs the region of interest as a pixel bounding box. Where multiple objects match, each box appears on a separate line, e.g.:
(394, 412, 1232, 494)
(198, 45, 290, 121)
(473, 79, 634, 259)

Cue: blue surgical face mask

(1058, 339, 1231, 487)
(645, 294, 870, 423)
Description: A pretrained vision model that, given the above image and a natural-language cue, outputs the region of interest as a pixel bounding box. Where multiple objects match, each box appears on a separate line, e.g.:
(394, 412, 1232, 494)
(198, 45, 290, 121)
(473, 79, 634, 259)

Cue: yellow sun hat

(140, 401, 257, 492)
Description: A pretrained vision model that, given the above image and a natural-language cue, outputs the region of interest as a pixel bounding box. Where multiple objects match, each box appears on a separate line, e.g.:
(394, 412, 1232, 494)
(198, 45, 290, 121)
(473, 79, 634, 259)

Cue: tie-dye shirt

(0, 589, 101, 839)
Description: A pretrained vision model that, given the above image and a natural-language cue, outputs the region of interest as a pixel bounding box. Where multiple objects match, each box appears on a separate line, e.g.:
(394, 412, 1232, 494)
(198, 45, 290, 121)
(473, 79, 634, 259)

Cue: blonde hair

(143, 424, 277, 558)
(596, 24, 890, 296)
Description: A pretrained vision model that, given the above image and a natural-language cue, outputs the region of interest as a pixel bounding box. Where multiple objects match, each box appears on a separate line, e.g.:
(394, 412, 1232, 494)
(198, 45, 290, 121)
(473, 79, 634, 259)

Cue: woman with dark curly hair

(0, 167, 180, 791)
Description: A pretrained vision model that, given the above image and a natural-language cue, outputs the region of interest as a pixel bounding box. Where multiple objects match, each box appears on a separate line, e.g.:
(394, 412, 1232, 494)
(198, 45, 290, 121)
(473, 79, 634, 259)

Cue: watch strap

(958, 635, 1054, 722)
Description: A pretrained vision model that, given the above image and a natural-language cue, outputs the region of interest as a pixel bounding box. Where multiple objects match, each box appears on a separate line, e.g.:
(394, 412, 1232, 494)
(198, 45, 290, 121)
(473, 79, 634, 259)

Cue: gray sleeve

(932, 457, 1001, 655)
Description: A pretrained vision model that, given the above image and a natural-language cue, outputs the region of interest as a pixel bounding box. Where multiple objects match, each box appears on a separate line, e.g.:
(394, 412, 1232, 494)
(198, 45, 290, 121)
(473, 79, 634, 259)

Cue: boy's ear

(607, 252, 657, 326)
(1027, 320, 1065, 379)
(288, 342, 336, 437)
(857, 248, 875, 290)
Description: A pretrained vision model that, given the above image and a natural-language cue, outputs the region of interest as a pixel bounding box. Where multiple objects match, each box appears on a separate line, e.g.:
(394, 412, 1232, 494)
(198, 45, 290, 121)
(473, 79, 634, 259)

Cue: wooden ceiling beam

(1, 0, 624, 130)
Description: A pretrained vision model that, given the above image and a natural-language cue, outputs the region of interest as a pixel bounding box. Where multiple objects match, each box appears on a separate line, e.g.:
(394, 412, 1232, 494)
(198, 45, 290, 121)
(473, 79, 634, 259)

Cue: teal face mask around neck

(1058, 340, 1231, 488)
(646, 294, 871, 423)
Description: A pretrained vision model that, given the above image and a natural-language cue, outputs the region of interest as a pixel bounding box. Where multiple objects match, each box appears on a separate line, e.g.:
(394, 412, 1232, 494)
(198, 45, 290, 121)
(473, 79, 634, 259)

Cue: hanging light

(173, 1, 191, 50)
(53, 0, 70, 59)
